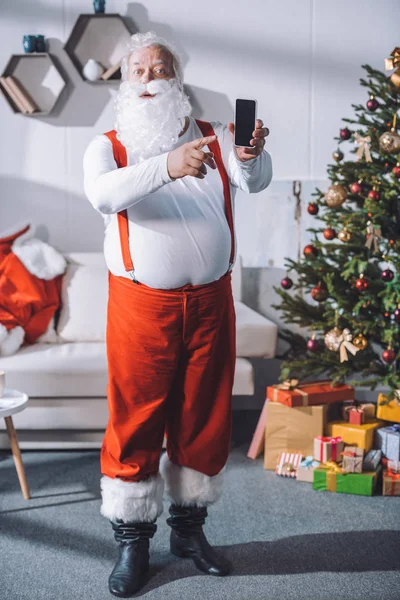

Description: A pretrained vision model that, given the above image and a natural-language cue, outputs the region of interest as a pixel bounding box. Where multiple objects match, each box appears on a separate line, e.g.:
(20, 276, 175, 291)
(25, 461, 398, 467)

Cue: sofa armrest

(234, 300, 278, 358)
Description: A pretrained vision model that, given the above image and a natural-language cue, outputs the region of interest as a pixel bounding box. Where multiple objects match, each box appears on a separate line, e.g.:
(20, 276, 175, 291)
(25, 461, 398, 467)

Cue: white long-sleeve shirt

(83, 116, 272, 289)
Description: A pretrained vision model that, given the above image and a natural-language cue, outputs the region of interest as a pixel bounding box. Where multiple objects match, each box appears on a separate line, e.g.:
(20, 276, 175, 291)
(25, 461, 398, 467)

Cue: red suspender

(104, 121, 235, 279)
(194, 119, 235, 271)
(104, 130, 135, 277)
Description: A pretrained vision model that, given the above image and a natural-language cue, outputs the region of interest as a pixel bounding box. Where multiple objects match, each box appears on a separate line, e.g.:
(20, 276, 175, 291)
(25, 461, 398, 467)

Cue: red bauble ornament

(308, 202, 319, 215)
(392, 165, 400, 179)
(307, 338, 320, 352)
(281, 277, 293, 290)
(381, 269, 395, 282)
(368, 189, 380, 201)
(303, 244, 318, 257)
(355, 275, 369, 291)
(394, 308, 400, 321)
(340, 127, 351, 141)
(350, 182, 363, 195)
(382, 348, 396, 364)
(323, 227, 336, 240)
(311, 285, 329, 302)
(367, 97, 379, 111)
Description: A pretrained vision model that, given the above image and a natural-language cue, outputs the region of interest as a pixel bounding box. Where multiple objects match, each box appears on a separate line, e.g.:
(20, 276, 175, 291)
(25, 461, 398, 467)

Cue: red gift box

(267, 379, 354, 408)
(349, 407, 364, 425)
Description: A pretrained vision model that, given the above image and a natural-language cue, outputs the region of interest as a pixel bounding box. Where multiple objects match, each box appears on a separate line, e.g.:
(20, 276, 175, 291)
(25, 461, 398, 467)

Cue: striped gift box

(276, 451, 303, 478)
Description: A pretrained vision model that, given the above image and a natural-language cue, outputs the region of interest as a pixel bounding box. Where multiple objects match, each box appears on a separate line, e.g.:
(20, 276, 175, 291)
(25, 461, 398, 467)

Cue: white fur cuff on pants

(100, 473, 164, 523)
(159, 452, 225, 507)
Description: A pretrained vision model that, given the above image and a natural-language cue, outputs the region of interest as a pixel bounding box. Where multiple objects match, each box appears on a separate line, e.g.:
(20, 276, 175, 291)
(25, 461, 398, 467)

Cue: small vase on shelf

(82, 58, 104, 81)
(35, 35, 46, 52)
(93, 0, 106, 13)
(23, 35, 36, 53)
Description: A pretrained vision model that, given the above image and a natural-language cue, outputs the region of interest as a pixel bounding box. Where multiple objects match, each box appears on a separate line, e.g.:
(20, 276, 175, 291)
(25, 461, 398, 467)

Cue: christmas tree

(273, 48, 400, 400)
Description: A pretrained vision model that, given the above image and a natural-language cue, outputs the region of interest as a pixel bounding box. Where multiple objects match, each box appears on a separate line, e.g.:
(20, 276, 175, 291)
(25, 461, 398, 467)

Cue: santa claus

(83, 31, 272, 597)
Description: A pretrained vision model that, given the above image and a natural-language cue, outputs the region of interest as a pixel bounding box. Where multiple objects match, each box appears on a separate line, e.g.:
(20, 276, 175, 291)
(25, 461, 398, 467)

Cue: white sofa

(0, 252, 278, 449)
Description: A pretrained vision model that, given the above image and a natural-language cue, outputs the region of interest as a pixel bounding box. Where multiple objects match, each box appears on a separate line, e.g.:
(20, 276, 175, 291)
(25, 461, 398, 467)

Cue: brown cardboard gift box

(264, 400, 327, 470)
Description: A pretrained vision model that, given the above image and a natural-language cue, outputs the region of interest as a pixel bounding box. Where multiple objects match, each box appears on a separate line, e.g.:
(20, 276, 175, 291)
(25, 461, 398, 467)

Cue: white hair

(120, 31, 184, 88)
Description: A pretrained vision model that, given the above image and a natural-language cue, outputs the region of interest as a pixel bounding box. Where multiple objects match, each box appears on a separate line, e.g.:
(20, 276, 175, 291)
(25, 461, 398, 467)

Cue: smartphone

(234, 98, 257, 148)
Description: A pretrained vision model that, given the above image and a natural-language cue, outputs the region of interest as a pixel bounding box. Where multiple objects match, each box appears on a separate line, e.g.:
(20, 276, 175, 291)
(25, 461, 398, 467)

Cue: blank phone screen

(235, 99, 256, 147)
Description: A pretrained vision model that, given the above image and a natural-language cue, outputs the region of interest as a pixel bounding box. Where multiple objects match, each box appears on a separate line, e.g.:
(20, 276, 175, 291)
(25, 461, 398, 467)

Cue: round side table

(0, 388, 30, 500)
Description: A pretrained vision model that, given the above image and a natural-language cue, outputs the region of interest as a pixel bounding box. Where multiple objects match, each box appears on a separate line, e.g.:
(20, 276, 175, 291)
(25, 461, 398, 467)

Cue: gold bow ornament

(338, 329, 359, 363)
(365, 221, 382, 253)
(354, 133, 372, 163)
(321, 461, 344, 492)
(273, 378, 309, 405)
(385, 47, 400, 88)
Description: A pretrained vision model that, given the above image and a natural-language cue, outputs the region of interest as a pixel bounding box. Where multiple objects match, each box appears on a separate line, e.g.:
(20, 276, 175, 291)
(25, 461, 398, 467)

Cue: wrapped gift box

(382, 468, 400, 496)
(296, 456, 320, 483)
(340, 446, 364, 473)
(326, 420, 386, 452)
(276, 452, 303, 478)
(375, 425, 400, 461)
(313, 465, 380, 496)
(376, 393, 400, 423)
(264, 401, 327, 470)
(266, 379, 354, 408)
(313, 436, 344, 463)
(343, 403, 376, 423)
(363, 449, 382, 472)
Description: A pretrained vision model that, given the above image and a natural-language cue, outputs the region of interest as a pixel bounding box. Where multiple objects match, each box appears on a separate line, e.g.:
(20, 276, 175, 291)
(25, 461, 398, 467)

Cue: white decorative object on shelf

(82, 58, 104, 81)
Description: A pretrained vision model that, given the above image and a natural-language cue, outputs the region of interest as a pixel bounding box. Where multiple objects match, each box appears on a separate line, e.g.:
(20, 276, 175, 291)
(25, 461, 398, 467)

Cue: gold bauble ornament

(338, 227, 352, 242)
(325, 184, 347, 208)
(332, 149, 344, 162)
(379, 128, 400, 153)
(352, 333, 368, 351)
(324, 327, 343, 352)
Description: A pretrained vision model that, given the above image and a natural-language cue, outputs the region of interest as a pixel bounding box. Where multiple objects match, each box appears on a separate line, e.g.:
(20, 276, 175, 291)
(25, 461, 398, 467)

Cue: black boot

(166, 504, 232, 576)
(108, 519, 157, 598)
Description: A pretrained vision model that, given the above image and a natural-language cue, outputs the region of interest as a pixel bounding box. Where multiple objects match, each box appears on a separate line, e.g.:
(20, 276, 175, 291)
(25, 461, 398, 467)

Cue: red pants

(100, 270, 236, 483)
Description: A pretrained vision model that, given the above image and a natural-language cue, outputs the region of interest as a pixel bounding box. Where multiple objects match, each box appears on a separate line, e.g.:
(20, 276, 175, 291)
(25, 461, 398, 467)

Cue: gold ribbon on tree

(385, 47, 400, 88)
(385, 47, 400, 70)
(365, 220, 382, 253)
(354, 133, 372, 162)
(338, 328, 359, 363)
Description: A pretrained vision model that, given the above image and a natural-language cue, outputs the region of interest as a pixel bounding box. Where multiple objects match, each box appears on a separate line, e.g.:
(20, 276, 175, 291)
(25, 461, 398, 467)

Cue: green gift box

(313, 465, 380, 496)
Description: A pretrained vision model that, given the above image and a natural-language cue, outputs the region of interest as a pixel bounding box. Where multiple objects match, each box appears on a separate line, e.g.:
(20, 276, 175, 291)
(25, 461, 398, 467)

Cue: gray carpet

(1, 442, 400, 600)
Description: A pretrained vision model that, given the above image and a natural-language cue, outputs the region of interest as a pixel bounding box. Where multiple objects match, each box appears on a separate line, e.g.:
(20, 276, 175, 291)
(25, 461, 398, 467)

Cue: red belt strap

(104, 120, 235, 278)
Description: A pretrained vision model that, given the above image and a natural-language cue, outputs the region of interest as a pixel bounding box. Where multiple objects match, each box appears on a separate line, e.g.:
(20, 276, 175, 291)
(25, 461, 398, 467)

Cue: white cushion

(56, 264, 108, 342)
(235, 300, 278, 358)
(0, 342, 254, 398)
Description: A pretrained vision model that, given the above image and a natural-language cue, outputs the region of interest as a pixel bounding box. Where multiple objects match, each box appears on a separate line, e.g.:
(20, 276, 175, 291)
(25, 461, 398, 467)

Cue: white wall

(0, 0, 399, 271)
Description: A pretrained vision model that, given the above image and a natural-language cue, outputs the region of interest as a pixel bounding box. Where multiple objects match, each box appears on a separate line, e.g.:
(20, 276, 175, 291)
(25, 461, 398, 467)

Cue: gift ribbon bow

(365, 221, 382, 253)
(338, 328, 359, 363)
(341, 450, 358, 458)
(354, 132, 372, 163)
(387, 424, 400, 433)
(317, 436, 342, 462)
(321, 461, 343, 474)
(385, 47, 400, 70)
(301, 456, 317, 468)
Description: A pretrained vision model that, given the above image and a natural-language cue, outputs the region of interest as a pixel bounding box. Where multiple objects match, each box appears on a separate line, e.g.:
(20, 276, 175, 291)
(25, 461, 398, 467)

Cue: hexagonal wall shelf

(0, 53, 67, 116)
(64, 13, 133, 83)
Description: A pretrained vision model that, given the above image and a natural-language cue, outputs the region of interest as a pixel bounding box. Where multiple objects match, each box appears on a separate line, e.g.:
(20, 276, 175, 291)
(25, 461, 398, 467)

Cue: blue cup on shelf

(93, 0, 106, 13)
(23, 35, 36, 53)
(35, 35, 46, 53)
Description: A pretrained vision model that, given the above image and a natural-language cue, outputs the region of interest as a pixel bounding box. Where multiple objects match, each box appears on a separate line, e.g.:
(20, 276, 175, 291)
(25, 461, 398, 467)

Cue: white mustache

(124, 78, 175, 97)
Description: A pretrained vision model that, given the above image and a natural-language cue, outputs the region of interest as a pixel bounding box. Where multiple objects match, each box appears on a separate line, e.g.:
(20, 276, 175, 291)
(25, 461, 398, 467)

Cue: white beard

(114, 78, 192, 162)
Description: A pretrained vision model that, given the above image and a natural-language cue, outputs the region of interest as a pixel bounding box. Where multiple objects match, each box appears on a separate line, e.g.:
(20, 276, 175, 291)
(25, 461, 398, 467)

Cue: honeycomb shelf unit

(64, 13, 133, 83)
(0, 53, 67, 116)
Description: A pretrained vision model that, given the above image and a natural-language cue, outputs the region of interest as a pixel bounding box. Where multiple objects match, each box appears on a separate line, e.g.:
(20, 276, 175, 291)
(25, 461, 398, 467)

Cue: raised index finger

(190, 134, 217, 149)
